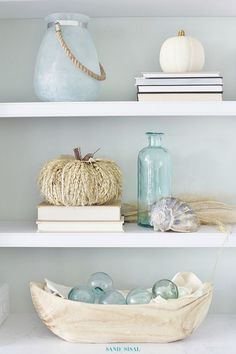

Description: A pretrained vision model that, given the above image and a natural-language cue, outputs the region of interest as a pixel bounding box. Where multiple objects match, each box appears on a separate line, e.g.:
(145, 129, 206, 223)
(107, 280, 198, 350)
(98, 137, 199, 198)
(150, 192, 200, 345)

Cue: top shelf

(1, 0, 236, 19)
(1, 101, 236, 118)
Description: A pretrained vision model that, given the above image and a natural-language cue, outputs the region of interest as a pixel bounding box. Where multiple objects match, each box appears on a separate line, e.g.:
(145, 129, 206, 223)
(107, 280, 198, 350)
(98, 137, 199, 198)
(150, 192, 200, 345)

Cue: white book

(37, 217, 124, 232)
(135, 77, 223, 86)
(142, 72, 221, 78)
(137, 85, 223, 93)
(137, 93, 222, 102)
(38, 202, 121, 221)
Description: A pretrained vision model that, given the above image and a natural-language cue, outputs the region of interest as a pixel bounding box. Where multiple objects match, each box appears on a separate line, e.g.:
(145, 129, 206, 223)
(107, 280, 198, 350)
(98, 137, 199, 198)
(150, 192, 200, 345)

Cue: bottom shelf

(0, 313, 235, 353)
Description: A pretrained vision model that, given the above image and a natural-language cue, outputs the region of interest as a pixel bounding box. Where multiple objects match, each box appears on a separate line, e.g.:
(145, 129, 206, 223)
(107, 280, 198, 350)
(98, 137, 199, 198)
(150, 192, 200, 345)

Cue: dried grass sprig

(122, 195, 236, 232)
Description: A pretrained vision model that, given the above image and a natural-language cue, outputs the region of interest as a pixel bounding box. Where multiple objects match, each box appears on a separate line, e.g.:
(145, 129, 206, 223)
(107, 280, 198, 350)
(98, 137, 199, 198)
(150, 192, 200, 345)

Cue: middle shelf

(0, 222, 233, 248)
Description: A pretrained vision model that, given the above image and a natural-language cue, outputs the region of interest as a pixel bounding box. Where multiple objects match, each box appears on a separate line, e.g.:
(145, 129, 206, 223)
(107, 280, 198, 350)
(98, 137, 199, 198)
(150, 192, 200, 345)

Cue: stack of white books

(135, 72, 223, 101)
(37, 202, 124, 232)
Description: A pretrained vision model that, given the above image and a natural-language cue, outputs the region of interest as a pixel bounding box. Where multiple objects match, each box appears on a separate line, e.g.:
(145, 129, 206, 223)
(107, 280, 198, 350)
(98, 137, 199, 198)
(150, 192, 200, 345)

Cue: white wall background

(0, 17, 235, 313)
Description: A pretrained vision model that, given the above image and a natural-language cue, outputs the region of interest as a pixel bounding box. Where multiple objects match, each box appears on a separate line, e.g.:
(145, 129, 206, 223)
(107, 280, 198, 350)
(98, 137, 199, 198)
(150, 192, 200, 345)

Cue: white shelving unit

(1, 101, 236, 117)
(0, 313, 236, 354)
(0, 222, 233, 248)
(1, 1, 236, 352)
(1, 0, 236, 18)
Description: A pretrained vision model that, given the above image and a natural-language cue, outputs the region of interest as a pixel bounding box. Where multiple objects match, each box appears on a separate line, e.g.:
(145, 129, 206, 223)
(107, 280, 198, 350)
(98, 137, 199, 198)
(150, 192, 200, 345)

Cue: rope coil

(55, 22, 106, 81)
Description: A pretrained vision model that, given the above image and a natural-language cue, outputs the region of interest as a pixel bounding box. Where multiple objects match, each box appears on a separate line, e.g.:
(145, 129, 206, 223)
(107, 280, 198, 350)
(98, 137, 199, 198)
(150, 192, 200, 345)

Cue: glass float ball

(68, 285, 95, 303)
(87, 272, 113, 294)
(152, 279, 179, 300)
(126, 288, 152, 305)
(93, 287, 105, 303)
(99, 290, 126, 305)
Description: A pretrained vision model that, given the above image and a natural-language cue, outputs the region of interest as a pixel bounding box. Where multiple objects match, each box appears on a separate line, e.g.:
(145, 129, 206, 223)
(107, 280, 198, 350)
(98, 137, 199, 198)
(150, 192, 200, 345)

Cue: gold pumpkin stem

(178, 30, 185, 36)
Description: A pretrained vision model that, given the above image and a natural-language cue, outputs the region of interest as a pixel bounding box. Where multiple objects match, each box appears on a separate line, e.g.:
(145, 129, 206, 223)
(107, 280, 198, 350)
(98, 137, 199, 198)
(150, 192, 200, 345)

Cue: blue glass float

(152, 279, 179, 300)
(87, 272, 113, 295)
(99, 290, 126, 305)
(68, 285, 95, 303)
(34, 13, 105, 101)
(126, 288, 152, 305)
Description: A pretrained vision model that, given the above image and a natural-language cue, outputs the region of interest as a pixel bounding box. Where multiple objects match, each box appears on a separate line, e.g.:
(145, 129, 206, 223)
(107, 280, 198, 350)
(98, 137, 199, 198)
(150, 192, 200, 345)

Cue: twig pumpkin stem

(73, 147, 82, 160)
(82, 147, 101, 161)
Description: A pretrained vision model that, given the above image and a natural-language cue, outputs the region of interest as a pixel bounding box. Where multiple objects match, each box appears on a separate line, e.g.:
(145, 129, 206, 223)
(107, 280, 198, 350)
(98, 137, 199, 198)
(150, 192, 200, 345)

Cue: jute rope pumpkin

(38, 148, 122, 206)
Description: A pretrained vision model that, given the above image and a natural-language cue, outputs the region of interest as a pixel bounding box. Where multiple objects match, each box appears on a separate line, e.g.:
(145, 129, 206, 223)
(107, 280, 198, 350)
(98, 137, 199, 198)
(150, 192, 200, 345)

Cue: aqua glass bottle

(138, 132, 171, 227)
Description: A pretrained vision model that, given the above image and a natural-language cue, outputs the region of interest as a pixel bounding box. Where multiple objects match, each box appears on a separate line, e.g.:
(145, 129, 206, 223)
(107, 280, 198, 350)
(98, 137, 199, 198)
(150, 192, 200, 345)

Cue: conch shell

(150, 197, 200, 232)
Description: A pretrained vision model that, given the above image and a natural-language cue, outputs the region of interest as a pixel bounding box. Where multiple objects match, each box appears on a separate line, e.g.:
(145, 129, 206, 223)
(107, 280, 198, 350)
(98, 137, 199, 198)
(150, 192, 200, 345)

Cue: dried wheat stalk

(122, 195, 236, 231)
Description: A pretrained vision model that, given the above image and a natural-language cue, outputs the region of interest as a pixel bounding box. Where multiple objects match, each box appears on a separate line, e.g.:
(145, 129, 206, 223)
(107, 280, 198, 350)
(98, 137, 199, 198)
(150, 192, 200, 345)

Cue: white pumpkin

(160, 30, 205, 73)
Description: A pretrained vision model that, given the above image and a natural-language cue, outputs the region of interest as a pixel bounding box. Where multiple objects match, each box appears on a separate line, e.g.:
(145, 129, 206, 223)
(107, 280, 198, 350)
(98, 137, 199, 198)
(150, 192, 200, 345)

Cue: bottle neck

(148, 134, 162, 147)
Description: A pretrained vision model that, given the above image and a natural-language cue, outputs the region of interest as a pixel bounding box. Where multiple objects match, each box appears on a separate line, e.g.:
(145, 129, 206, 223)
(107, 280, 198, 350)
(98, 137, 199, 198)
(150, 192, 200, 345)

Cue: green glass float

(68, 285, 95, 303)
(99, 290, 126, 305)
(126, 288, 152, 305)
(152, 279, 178, 300)
(87, 272, 113, 295)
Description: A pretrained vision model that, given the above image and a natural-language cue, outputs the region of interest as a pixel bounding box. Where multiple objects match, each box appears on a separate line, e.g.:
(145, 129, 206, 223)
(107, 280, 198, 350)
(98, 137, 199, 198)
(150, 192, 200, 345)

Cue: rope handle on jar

(54, 22, 106, 81)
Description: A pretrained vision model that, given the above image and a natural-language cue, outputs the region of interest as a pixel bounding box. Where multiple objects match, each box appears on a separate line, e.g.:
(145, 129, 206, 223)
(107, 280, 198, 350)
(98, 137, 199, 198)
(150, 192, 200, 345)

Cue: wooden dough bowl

(30, 282, 213, 343)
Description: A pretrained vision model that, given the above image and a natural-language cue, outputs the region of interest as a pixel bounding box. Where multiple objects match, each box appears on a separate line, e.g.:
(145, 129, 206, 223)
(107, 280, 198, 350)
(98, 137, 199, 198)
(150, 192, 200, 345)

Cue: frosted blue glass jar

(138, 132, 172, 227)
(34, 13, 104, 101)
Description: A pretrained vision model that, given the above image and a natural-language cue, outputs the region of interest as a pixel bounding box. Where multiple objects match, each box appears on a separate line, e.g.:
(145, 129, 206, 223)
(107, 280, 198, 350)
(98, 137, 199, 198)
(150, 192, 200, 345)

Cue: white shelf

(1, 101, 236, 117)
(0, 222, 233, 248)
(0, 313, 235, 353)
(1, 0, 236, 18)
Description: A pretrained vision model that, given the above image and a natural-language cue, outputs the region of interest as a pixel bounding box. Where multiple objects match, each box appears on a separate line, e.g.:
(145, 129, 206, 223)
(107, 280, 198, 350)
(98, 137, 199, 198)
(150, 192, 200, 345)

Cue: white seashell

(44, 279, 71, 298)
(150, 197, 200, 232)
(172, 272, 204, 294)
(178, 287, 192, 298)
